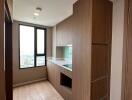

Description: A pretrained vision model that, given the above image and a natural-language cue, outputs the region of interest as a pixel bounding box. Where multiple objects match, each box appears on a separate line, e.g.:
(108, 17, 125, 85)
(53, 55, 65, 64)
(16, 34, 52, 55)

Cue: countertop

(47, 58, 72, 71)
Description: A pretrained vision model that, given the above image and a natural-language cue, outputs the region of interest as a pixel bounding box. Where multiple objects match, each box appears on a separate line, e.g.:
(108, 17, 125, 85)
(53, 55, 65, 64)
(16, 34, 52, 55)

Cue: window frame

(19, 24, 47, 69)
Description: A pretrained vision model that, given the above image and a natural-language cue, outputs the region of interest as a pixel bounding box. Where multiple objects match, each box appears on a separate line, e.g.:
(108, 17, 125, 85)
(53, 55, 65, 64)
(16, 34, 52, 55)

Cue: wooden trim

(5, 20, 13, 100)
(5, 0, 13, 100)
(0, 0, 6, 100)
(5, 1, 13, 22)
(13, 78, 47, 88)
(121, 0, 129, 100)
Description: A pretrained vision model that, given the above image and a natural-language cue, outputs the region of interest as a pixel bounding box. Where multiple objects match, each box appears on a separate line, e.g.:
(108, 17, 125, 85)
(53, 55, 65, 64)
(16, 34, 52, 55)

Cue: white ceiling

(13, 0, 77, 26)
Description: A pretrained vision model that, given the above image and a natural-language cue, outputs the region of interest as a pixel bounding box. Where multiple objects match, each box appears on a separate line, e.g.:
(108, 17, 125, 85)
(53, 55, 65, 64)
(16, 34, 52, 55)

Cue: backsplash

(64, 46, 72, 62)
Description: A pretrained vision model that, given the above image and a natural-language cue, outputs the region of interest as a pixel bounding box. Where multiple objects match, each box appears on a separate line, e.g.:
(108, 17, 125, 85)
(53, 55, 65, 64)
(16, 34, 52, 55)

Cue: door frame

(0, 0, 6, 99)
(5, 0, 13, 100)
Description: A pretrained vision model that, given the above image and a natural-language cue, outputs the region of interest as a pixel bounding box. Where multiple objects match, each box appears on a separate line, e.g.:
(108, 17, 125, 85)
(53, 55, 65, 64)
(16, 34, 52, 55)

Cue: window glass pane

(20, 25, 34, 68)
(37, 29, 45, 54)
(36, 56, 45, 66)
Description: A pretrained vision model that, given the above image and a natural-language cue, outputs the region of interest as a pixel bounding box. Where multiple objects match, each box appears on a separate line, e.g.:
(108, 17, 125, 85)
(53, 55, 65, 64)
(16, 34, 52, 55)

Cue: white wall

(110, 0, 125, 100)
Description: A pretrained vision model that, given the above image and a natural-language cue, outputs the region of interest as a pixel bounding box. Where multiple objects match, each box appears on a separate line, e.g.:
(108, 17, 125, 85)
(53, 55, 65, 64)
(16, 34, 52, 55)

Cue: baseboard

(13, 77, 47, 88)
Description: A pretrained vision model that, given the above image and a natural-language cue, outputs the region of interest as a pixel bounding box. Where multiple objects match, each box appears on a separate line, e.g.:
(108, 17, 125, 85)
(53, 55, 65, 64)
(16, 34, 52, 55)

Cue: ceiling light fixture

(34, 12, 39, 16)
(33, 7, 42, 17)
(36, 7, 42, 12)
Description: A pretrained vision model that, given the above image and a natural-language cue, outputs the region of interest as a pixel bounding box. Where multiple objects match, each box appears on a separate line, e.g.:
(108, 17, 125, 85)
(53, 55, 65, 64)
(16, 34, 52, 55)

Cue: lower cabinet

(47, 61, 72, 100)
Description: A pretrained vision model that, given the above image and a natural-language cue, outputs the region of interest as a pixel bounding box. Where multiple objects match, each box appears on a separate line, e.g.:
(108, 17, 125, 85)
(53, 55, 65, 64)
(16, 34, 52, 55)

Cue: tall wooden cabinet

(72, 0, 112, 99)
(91, 0, 112, 99)
(51, 0, 113, 100)
(72, 0, 92, 100)
(56, 16, 73, 46)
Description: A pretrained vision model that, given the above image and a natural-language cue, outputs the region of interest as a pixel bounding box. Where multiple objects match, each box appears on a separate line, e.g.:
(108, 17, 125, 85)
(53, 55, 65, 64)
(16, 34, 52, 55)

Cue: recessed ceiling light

(34, 12, 39, 16)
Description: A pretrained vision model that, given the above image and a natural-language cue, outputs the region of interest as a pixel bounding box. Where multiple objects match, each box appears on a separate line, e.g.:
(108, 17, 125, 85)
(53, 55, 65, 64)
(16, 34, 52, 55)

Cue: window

(19, 25, 46, 69)
(20, 25, 34, 68)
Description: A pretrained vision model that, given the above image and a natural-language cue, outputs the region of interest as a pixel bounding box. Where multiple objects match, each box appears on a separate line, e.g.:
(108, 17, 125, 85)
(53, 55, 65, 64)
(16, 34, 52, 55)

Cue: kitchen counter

(47, 58, 72, 99)
(48, 58, 72, 71)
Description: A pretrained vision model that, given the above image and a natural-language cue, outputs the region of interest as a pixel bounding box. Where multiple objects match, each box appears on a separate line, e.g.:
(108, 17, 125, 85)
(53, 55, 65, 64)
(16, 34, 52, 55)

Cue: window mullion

(45, 29, 47, 66)
(34, 27, 37, 67)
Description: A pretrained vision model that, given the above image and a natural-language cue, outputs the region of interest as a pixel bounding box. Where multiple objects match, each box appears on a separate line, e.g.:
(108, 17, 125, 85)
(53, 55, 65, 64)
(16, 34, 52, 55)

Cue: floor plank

(13, 81, 64, 100)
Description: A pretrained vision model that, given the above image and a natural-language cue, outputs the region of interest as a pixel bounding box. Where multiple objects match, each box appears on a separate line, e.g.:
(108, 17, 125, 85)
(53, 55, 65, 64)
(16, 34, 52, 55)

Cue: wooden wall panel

(91, 0, 112, 99)
(92, 0, 108, 44)
(72, 0, 92, 100)
(56, 15, 74, 46)
(91, 45, 109, 81)
(92, 0, 112, 44)
(91, 78, 108, 100)
(0, 0, 6, 100)
(122, 0, 132, 100)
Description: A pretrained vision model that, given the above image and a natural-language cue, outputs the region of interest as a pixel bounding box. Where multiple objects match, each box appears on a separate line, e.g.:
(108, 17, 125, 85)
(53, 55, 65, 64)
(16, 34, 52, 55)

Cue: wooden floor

(13, 81, 64, 100)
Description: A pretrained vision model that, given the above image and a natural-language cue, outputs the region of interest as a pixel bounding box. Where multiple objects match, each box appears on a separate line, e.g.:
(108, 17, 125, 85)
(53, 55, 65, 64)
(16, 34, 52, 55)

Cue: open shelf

(60, 73, 72, 89)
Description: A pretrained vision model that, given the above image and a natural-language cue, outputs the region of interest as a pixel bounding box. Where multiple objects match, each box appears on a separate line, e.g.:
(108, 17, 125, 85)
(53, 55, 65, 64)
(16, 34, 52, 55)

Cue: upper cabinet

(92, 0, 112, 44)
(56, 16, 73, 46)
(6, 0, 13, 19)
